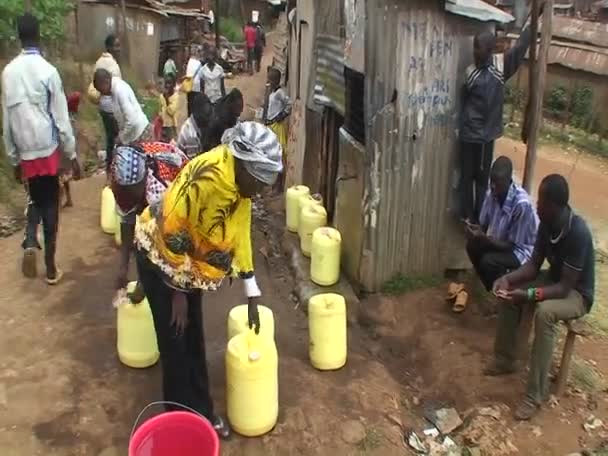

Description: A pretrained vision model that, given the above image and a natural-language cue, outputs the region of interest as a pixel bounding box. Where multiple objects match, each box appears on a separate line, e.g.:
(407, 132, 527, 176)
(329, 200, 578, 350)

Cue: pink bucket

(129, 411, 219, 456)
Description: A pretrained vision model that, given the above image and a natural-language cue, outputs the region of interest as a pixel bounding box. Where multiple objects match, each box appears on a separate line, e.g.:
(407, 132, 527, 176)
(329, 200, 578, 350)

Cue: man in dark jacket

(460, 22, 533, 223)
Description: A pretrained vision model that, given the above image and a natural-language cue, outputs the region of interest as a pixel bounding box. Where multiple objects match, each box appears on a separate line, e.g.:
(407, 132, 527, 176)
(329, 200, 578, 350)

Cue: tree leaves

(0, 0, 74, 45)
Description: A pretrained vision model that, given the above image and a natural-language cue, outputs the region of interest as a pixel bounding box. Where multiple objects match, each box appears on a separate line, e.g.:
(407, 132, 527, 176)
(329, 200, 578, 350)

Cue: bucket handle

(130, 401, 209, 442)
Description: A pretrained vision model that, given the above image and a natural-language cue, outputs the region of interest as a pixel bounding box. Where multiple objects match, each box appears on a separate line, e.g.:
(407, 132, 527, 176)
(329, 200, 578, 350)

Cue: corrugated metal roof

(271, 12, 289, 81)
(145, 0, 210, 17)
(312, 34, 345, 115)
(552, 16, 608, 47)
(507, 31, 608, 76)
(445, 0, 514, 23)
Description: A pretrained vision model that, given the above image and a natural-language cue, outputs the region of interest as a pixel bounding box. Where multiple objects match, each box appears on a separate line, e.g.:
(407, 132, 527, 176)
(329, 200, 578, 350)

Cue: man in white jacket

(93, 69, 152, 145)
(2, 13, 81, 284)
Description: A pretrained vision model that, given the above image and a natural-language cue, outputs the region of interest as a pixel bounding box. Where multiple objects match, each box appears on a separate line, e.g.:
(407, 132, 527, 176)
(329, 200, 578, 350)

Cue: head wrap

(221, 121, 283, 185)
(111, 145, 147, 186)
(111, 143, 186, 187)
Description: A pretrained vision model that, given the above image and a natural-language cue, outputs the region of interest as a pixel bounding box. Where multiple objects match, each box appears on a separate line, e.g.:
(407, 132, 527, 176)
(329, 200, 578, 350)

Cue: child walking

(263, 67, 291, 188)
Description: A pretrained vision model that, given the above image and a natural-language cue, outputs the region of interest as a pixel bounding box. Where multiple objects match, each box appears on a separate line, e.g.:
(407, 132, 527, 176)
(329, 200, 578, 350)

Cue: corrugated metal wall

(312, 34, 345, 115)
(360, 0, 489, 290)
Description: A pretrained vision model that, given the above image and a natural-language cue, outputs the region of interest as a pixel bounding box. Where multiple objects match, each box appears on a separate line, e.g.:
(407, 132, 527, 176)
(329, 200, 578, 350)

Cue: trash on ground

(407, 430, 428, 453)
(583, 415, 604, 432)
(426, 407, 463, 434)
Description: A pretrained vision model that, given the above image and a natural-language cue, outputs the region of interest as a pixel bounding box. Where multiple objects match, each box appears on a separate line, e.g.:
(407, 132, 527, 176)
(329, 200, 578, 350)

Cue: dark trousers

(187, 92, 199, 118)
(100, 111, 118, 171)
(247, 48, 256, 74)
(23, 175, 60, 273)
(466, 238, 520, 291)
(135, 250, 214, 419)
(460, 141, 494, 223)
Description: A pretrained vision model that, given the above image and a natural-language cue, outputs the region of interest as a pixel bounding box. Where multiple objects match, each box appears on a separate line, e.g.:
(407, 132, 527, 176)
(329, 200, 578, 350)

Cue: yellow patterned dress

(135, 145, 253, 291)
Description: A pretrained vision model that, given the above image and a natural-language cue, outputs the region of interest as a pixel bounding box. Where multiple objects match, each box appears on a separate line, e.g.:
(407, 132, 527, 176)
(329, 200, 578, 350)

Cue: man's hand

(71, 158, 82, 180)
(505, 288, 529, 304)
(465, 222, 484, 240)
(13, 166, 21, 183)
(492, 276, 511, 295)
(115, 267, 129, 291)
(248, 296, 261, 334)
(171, 292, 188, 336)
(127, 281, 146, 304)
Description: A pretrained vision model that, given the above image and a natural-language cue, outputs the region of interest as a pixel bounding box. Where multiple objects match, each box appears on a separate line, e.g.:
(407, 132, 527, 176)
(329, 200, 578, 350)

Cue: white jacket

(95, 52, 122, 113)
(2, 49, 75, 166)
(110, 77, 149, 144)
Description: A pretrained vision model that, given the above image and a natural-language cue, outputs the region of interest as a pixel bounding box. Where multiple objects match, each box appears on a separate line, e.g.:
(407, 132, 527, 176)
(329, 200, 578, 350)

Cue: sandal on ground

(514, 398, 540, 421)
(452, 290, 468, 313)
(446, 282, 465, 301)
(46, 269, 64, 286)
(22, 248, 37, 279)
(212, 415, 231, 440)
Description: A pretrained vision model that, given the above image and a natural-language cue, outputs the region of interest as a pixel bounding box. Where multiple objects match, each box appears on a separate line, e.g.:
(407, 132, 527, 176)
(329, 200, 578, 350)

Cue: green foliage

(571, 86, 594, 130)
(546, 86, 568, 117)
(382, 274, 442, 296)
(0, 0, 73, 45)
(219, 17, 244, 43)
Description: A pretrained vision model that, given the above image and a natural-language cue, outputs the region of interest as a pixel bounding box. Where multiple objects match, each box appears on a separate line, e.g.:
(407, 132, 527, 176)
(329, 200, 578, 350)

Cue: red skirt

(21, 148, 61, 180)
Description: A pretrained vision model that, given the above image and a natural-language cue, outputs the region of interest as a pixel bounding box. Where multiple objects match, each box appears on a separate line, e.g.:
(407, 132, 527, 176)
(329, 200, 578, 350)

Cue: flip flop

(452, 290, 468, 313)
(446, 282, 465, 301)
(46, 269, 64, 286)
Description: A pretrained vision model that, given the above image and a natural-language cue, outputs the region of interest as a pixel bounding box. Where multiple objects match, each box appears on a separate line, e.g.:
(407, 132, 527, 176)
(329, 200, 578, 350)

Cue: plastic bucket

(129, 411, 219, 456)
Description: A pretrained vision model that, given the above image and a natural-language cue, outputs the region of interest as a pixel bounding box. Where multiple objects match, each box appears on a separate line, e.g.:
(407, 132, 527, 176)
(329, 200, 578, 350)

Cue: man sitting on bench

(490, 174, 595, 420)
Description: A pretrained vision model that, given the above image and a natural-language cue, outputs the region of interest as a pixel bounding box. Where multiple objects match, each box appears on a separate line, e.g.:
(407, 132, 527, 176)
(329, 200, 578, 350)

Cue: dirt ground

(1, 38, 608, 456)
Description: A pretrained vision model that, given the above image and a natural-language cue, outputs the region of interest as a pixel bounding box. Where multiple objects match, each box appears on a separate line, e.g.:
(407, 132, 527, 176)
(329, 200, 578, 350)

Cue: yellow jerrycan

(101, 186, 117, 234)
(297, 193, 323, 238)
(309, 293, 347, 370)
(300, 204, 327, 257)
(285, 185, 310, 232)
(228, 305, 275, 342)
(311, 227, 342, 286)
(116, 282, 160, 368)
(226, 330, 279, 437)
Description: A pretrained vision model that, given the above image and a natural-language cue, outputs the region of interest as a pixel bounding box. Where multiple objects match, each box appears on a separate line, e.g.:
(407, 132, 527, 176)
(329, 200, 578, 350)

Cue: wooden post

(119, 0, 130, 65)
(522, 0, 553, 193)
(215, 0, 221, 50)
(24, 0, 32, 12)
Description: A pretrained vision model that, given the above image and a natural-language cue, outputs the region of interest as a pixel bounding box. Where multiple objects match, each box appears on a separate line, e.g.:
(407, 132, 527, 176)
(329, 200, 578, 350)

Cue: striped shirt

(479, 182, 538, 264)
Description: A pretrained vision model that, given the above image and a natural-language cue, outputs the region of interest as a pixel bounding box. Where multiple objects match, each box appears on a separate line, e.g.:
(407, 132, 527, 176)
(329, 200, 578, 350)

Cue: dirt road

(497, 137, 608, 247)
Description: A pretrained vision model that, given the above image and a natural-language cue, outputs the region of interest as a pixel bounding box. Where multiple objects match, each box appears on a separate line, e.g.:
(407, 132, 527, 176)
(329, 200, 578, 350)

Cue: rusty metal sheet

(445, 0, 514, 23)
(552, 16, 608, 48)
(548, 43, 608, 76)
(312, 34, 345, 115)
(360, 0, 491, 291)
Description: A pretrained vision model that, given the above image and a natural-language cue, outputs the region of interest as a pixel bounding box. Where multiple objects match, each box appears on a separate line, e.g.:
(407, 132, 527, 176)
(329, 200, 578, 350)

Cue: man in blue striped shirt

(465, 156, 538, 292)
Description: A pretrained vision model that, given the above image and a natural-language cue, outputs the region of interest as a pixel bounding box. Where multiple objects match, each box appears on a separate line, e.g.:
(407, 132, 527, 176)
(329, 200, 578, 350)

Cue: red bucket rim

(129, 411, 219, 456)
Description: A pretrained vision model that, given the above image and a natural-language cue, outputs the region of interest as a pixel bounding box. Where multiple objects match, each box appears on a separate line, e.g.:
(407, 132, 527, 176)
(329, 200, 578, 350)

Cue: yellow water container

(310, 227, 342, 286)
(299, 204, 327, 257)
(286, 185, 310, 232)
(116, 282, 160, 368)
(226, 331, 279, 436)
(308, 293, 347, 370)
(101, 186, 117, 234)
(228, 305, 275, 342)
(298, 193, 323, 237)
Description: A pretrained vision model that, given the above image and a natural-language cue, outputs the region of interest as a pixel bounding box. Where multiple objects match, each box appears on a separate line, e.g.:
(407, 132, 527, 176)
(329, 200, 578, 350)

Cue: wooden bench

(517, 305, 590, 396)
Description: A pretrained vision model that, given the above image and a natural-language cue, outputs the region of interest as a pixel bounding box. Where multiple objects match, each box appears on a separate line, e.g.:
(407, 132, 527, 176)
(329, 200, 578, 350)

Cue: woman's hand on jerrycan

(248, 296, 261, 334)
(127, 281, 146, 304)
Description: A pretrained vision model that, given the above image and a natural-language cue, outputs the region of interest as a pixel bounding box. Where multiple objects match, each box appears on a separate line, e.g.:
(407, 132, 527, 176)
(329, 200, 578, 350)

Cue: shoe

(514, 399, 540, 421)
(46, 269, 64, 285)
(22, 248, 37, 278)
(212, 415, 231, 440)
(483, 362, 516, 376)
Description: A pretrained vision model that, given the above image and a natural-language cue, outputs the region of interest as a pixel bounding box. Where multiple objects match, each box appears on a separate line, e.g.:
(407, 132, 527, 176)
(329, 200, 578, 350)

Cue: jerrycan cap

(248, 351, 261, 362)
